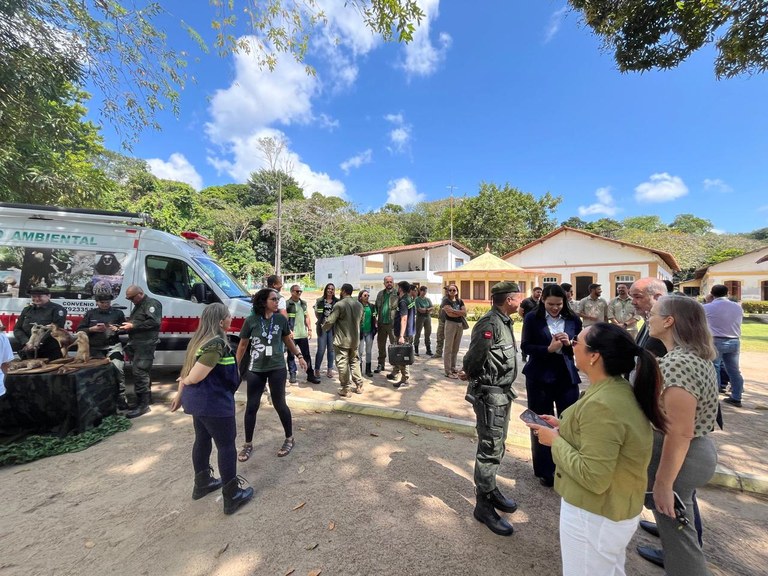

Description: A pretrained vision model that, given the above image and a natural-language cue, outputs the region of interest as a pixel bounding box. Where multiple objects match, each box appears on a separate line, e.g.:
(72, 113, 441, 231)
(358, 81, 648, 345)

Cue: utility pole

(257, 136, 288, 275)
(447, 183, 458, 270)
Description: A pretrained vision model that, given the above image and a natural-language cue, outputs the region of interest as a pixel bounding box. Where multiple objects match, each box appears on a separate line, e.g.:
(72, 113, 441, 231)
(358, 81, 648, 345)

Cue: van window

(193, 257, 249, 299)
(145, 256, 203, 300)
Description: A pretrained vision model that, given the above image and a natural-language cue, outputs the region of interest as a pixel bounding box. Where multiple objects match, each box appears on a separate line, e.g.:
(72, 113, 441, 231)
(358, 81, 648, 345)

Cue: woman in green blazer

(527, 322, 666, 576)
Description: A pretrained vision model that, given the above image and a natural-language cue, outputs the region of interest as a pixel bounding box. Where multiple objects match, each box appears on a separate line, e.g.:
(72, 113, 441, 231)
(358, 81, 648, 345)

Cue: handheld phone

(519, 409, 554, 428)
(645, 491, 689, 529)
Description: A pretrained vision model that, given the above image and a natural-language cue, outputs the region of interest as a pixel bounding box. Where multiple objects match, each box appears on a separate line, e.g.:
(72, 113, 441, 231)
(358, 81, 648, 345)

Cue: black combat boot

(222, 476, 254, 515)
(192, 466, 223, 500)
(373, 364, 384, 373)
(126, 392, 151, 419)
(307, 370, 321, 384)
(425, 346, 433, 357)
(474, 491, 514, 536)
(365, 363, 373, 377)
(414, 345, 420, 356)
(489, 487, 518, 513)
(117, 395, 130, 411)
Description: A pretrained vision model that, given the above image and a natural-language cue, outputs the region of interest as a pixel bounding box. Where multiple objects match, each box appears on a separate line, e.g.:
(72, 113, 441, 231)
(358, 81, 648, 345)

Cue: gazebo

(438, 248, 542, 304)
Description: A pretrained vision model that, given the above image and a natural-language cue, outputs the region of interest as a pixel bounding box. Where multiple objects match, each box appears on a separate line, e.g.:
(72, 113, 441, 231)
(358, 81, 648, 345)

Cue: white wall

(504, 230, 673, 291)
(703, 247, 768, 300)
(314, 255, 363, 289)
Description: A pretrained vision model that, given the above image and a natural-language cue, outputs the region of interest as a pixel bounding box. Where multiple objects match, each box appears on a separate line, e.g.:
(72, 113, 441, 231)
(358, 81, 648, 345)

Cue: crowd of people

(3, 270, 745, 571)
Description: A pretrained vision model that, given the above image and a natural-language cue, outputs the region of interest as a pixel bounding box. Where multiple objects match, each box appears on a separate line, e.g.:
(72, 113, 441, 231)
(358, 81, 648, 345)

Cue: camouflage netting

(0, 415, 131, 466)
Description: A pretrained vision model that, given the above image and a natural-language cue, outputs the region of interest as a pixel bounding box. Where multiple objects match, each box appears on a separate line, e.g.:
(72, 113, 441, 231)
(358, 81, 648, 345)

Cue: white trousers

(559, 499, 639, 576)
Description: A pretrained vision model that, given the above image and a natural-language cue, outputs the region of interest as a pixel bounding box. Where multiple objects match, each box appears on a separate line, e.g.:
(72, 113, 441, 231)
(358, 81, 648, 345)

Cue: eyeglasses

(292, 290, 303, 293)
(126, 293, 140, 300)
(448, 289, 458, 293)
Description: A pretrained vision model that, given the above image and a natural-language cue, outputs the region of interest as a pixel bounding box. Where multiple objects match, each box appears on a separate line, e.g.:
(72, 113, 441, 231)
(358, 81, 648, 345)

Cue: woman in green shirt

(357, 289, 377, 377)
(236, 288, 306, 461)
(528, 323, 666, 575)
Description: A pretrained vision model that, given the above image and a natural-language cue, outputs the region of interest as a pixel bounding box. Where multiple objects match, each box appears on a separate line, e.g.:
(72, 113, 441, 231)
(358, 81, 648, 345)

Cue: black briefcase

(388, 343, 414, 365)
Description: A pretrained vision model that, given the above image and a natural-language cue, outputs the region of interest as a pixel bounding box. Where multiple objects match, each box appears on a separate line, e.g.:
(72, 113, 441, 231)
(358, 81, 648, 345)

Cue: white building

(686, 246, 768, 301)
(502, 227, 679, 300)
(314, 240, 474, 299)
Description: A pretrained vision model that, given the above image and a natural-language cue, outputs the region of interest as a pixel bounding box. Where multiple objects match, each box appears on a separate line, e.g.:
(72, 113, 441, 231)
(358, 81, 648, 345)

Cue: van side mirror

(192, 283, 213, 304)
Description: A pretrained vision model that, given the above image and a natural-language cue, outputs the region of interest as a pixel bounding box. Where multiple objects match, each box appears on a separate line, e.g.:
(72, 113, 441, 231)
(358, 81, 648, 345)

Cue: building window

(460, 280, 470, 299)
(328, 273, 333, 279)
(762, 281, 768, 301)
(725, 280, 741, 300)
(455, 258, 465, 269)
(543, 276, 558, 287)
(473, 281, 485, 300)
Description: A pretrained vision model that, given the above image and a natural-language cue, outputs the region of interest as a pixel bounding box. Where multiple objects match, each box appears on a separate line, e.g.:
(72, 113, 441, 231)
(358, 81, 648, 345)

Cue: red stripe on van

(1, 314, 246, 336)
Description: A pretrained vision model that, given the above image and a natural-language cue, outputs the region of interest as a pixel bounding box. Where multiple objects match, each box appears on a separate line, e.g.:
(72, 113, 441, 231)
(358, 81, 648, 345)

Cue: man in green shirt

(322, 283, 364, 397)
(286, 285, 320, 384)
(414, 285, 433, 356)
(374, 275, 398, 373)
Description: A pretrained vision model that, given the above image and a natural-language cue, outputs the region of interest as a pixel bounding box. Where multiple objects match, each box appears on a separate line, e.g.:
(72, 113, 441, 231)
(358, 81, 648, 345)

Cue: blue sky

(92, 1, 768, 234)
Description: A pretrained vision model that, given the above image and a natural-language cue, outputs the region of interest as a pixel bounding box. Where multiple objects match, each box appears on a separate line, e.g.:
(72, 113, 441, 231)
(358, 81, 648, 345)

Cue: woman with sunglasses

(357, 289, 377, 377)
(520, 284, 582, 488)
(314, 283, 338, 378)
(527, 322, 666, 575)
(170, 303, 253, 514)
(236, 288, 306, 461)
(645, 294, 719, 576)
(441, 284, 466, 378)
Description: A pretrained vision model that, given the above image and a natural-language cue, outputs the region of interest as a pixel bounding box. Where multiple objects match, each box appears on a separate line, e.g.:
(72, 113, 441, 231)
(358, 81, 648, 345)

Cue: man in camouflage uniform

(373, 275, 398, 373)
(460, 281, 522, 536)
(120, 285, 162, 418)
(78, 292, 128, 409)
(14, 286, 66, 360)
(322, 283, 364, 397)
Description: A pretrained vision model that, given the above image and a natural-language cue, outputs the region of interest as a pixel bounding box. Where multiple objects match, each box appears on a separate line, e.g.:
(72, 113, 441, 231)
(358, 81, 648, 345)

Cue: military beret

(491, 281, 521, 295)
(28, 286, 50, 295)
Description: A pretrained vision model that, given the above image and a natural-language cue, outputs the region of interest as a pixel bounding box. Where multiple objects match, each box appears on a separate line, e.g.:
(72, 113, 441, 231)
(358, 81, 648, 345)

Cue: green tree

(561, 216, 589, 229)
(585, 218, 623, 237)
(0, 78, 115, 208)
(1, 0, 424, 141)
(246, 169, 304, 205)
(744, 227, 768, 240)
(450, 183, 560, 254)
(133, 180, 201, 234)
(568, 0, 768, 78)
(670, 213, 713, 235)
(622, 215, 667, 232)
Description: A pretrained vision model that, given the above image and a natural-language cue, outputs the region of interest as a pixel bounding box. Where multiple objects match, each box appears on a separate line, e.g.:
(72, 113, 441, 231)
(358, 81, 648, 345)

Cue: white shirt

(0, 333, 15, 396)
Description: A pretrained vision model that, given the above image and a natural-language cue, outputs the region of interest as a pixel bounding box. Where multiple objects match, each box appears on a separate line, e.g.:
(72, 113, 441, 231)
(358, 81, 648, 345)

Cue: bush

(467, 305, 491, 322)
(742, 301, 768, 314)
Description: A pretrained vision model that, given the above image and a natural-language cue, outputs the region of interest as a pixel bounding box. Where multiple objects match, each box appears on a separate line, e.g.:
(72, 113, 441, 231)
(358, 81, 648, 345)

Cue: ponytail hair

(632, 347, 667, 432)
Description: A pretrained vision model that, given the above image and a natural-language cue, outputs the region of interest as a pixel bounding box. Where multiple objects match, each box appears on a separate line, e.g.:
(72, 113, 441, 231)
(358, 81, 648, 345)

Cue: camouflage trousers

(128, 343, 156, 396)
(473, 385, 514, 494)
(434, 317, 446, 357)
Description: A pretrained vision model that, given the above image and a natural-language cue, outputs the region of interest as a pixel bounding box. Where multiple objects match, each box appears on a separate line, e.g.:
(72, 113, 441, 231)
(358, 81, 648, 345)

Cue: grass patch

(742, 316, 768, 353)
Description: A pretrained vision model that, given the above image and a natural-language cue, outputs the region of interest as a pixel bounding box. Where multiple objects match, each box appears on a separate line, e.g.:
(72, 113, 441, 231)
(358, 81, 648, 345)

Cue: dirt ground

(2, 404, 767, 576)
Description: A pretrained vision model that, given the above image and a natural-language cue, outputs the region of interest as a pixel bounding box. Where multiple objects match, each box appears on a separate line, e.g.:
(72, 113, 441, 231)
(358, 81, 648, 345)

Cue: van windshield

(193, 257, 249, 298)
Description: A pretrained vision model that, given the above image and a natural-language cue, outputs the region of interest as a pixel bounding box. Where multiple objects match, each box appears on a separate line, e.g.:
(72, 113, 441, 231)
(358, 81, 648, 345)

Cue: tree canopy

(568, 0, 768, 78)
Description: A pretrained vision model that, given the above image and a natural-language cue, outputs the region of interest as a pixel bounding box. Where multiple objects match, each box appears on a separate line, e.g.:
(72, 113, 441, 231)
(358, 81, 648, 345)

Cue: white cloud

(634, 173, 689, 203)
(703, 178, 733, 193)
(340, 149, 373, 174)
(711, 228, 726, 235)
(544, 7, 568, 44)
(204, 38, 345, 198)
(400, 0, 451, 78)
(578, 186, 619, 216)
(205, 39, 318, 143)
(207, 128, 345, 199)
(146, 153, 203, 190)
(386, 177, 424, 206)
(385, 113, 412, 154)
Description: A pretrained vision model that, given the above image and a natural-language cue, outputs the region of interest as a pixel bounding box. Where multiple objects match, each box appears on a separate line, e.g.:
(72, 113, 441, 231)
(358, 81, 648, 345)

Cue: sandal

(237, 443, 253, 462)
(277, 437, 295, 458)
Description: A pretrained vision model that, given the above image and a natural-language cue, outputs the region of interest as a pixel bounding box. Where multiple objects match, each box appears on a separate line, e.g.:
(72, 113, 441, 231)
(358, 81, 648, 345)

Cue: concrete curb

(158, 386, 768, 496)
(282, 395, 768, 497)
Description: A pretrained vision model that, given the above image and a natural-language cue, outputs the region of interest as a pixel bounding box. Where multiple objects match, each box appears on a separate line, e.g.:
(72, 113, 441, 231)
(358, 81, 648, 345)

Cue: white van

(0, 203, 254, 366)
